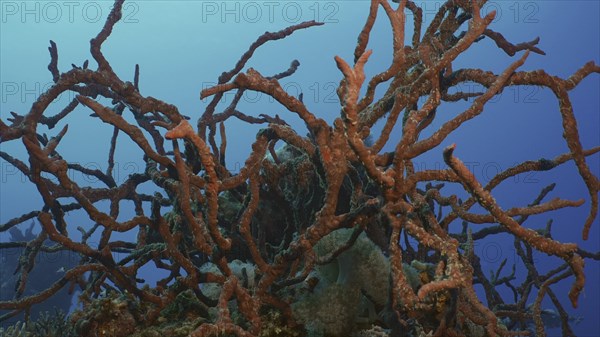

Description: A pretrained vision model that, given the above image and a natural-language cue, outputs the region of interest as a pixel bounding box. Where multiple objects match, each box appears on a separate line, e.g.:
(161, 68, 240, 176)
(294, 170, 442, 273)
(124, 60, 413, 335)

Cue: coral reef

(291, 229, 392, 335)
(1, 0, 599, 336)
(0, 310, 76, 337)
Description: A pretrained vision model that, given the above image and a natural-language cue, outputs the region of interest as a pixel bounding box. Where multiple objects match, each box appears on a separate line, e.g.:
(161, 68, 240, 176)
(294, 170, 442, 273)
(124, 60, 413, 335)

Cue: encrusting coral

(0, 0, 598, 336)
(291, 229, 391, 335)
